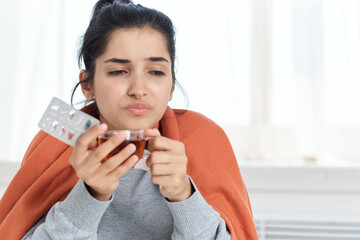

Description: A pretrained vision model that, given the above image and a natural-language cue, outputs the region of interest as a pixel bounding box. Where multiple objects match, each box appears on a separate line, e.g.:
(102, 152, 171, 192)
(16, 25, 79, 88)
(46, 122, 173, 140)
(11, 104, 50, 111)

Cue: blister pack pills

(38, 97, 100, 146)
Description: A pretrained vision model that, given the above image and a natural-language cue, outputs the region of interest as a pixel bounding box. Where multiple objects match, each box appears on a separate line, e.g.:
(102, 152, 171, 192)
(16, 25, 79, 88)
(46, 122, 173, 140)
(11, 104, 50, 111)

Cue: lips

(125, 103, 150, 116)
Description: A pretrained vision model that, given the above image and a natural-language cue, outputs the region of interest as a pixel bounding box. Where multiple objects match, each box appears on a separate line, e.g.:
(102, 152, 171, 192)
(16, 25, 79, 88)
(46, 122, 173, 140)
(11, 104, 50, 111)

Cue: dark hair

(71, 0, 187, 109)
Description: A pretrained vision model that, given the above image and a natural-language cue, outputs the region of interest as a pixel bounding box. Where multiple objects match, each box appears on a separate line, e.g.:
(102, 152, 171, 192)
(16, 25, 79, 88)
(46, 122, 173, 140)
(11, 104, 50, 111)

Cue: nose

(127, 72, 147, 99)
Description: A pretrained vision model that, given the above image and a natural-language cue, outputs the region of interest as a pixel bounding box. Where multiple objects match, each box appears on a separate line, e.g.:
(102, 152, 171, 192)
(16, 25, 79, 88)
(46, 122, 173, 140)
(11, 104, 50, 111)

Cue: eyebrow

(104, 58, 130, 64)
(145, 57, 169, 64)
(103, 57, 169, 64)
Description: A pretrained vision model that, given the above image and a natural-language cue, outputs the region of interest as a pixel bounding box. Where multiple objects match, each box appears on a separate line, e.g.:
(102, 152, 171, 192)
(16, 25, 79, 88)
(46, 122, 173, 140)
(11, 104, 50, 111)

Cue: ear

(79, 70, 94, 100)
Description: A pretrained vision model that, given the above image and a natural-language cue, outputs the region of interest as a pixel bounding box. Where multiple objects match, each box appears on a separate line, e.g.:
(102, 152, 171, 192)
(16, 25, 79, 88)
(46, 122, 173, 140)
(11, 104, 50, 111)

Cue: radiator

(255, 219, 360, 240)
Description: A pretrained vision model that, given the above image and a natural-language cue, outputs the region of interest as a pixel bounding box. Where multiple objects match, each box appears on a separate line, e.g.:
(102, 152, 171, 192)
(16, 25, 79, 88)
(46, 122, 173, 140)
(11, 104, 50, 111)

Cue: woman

(0, 0, 258, 239)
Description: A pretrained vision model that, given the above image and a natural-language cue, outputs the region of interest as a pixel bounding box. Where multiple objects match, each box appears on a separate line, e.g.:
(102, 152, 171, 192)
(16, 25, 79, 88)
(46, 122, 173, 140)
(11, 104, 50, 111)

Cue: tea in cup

(98, 130, 147, 161)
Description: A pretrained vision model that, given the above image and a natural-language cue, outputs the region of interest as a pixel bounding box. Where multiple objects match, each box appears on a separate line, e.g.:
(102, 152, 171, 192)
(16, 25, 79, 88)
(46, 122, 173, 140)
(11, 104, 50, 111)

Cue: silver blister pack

(38, 97, 100, 146)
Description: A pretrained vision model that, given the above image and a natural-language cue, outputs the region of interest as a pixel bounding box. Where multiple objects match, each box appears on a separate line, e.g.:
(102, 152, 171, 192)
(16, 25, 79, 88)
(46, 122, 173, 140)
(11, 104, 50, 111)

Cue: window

(1, 0, 359, 165)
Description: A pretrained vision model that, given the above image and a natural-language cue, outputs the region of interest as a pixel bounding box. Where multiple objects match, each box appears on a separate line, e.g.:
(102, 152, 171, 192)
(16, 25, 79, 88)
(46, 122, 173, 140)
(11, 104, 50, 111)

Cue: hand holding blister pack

(38, 97, 100, 146)
(38, 97, 150, 171)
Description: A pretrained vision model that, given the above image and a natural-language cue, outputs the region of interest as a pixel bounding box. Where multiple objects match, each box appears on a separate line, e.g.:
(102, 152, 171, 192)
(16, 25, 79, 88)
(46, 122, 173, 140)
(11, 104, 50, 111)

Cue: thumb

(144, 128, 161, 138)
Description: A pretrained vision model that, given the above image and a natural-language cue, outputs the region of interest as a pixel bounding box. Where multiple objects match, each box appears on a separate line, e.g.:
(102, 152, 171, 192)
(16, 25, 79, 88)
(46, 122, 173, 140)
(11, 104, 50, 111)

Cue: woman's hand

(145, 129, 193, 202)
(69, 123, 138, 201)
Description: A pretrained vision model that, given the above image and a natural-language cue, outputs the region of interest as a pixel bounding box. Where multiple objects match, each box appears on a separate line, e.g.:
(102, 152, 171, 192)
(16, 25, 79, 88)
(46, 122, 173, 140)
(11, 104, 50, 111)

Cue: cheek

(153, 83, 173, 104)
(93, 82, 120, 114)
(94, 78, 124, 99)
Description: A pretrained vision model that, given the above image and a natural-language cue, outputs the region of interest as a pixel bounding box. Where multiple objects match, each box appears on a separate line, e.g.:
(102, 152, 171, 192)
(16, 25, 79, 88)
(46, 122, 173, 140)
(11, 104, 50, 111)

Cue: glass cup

(98, 130, 148, 161)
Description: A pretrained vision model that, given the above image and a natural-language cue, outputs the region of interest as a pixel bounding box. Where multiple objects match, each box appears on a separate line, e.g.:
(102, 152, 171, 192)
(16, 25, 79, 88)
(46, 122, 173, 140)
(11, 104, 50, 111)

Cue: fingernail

(127, 144, 136, 153)
(99, 123, 107, 131)
(130, 155, 138, 164)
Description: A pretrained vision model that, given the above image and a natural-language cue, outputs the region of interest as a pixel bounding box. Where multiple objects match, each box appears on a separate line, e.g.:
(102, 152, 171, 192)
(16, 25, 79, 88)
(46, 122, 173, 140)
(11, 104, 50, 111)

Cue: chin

(120, 120, 155, 130)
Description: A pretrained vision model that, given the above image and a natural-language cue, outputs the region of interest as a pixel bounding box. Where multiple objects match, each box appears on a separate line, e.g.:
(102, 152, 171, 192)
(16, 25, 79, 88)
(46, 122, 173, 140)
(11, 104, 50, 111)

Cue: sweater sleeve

(22, 179, 112, 240)
(164, 177, 231, 240)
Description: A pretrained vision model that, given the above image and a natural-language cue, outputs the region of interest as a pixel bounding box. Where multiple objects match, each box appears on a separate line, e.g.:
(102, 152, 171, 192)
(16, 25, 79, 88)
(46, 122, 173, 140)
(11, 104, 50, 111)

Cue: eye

(149, 71, 165, 76)
(108, 70, 127, 76)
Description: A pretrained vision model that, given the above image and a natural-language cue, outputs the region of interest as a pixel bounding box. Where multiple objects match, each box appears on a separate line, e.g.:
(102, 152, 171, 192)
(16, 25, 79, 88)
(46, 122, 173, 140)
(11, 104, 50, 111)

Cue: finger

(151, 175, 176, 189)
(146, 151, 171, 167)
(147, 137, 185, 154)
(156, 176, 193, 202)
(86, 131, 128, 166)
(150, 163, 177, 176)
(73, 123, 107, 154)
(88, 139, 98, 150)
(144, 128, 161, 138)
(108, 154, 139, 180)
(96, 143, 137, 177)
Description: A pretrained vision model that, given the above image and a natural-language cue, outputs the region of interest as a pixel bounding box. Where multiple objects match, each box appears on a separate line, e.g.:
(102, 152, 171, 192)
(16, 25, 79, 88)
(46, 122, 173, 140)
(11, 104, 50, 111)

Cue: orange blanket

(0, 104, 258, 239)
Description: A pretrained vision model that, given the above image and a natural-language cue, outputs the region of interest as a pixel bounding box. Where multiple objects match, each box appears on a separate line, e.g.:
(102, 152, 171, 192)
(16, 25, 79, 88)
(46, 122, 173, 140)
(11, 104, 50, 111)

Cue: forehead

(99, 27, 170, 63)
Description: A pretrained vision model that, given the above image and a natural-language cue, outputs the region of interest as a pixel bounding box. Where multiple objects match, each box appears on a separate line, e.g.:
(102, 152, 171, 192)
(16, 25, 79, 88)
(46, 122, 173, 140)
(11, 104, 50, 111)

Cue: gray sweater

(22, 169, 230, 239)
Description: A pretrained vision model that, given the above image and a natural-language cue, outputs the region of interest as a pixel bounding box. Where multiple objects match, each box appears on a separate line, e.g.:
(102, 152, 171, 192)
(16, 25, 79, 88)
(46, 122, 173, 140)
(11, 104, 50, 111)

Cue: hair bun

(120, 0, 133, 3)
(92, 0, 134, 19)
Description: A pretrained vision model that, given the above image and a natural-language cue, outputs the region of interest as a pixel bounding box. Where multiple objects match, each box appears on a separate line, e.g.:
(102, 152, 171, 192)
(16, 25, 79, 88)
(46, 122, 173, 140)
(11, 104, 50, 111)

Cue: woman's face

(82, 27, 174, 130)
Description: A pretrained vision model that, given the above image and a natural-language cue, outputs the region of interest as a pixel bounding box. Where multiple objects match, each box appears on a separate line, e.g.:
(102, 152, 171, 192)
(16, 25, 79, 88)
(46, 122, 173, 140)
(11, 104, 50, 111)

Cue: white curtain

(0, 0, 96, 162)
(0, 0, 359, 165)
(266, 0, 360, 164)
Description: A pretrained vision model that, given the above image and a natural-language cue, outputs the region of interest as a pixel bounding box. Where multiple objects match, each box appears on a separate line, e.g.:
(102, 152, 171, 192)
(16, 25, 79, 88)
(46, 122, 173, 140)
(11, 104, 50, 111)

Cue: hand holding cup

(69, 124, 139, 201)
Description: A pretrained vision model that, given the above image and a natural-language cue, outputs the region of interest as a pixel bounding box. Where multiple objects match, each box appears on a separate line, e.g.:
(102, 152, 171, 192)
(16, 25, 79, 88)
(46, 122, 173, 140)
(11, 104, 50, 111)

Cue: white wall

(241, 166, 360, 223)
